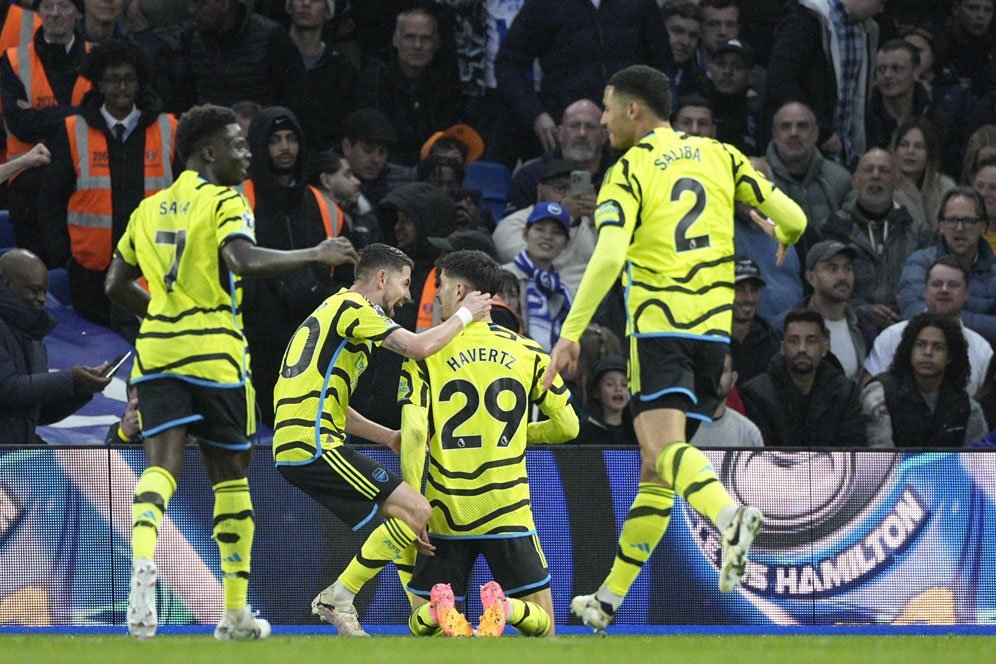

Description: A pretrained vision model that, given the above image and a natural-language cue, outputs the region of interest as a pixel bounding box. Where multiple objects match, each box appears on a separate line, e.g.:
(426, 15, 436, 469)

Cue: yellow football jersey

(116, 170, 256, 386)
(399, 322, 578, 538)
(561, 129, 806, 342)
(272, 289, 401, 466)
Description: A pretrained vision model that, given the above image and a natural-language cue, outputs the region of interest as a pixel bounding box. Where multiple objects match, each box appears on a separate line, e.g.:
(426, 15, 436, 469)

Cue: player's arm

(730, 145, 808, 256)
(105, 212, 150, 318)
(528, 356, 580, 444)
(220, 236, 358, 278)
(380, 290, 493, 361)
(345, 407, 399, 453)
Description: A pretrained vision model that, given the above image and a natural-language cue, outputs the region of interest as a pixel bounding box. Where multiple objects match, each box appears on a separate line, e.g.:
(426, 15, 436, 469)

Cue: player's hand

(748, 208, 789, 267)
(121, 397, 141, 439)
(544, 337, 580, 389)
(533, 112, 558, 153)
(22, 143, 51, 169)
(384, 429, 401, 454)
(71, 364, 112, 395)
(414, 527, 436, 556)
(315, 236, 359, 267)
(460, 290, 492, 321)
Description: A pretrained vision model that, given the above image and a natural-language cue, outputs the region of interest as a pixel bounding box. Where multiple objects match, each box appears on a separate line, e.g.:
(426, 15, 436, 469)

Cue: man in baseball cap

(341, 108, 411, 206)
(731, 256, 779, 386)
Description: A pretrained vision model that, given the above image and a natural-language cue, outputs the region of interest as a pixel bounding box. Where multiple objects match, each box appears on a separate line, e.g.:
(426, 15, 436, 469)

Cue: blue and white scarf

(513, 250, 572, 350)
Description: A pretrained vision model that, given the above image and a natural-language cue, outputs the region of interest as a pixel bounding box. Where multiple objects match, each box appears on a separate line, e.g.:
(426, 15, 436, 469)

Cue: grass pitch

(0, 635, 988, 664)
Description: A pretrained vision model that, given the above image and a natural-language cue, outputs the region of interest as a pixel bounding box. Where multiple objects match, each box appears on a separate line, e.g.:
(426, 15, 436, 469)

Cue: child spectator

(575, 355, 637, 446)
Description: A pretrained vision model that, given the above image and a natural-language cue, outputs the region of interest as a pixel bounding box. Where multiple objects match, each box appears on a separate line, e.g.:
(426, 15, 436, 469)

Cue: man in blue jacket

(0, 249, 109, 445)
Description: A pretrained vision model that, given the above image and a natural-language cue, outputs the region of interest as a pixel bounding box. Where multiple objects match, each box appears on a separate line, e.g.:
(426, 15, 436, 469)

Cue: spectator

(899, 187, 996, 346)
(495, 0, 670, 157)
(568, 322, 624, 415)
(38, 40, 176, 342)
(765, 100, 853, 228)
(504, 98, 609, 216)
(493, 158, 597, 293)
(697, 0, 740, 75)
(307, 148, 378, 249)
(865, 39, 959, 176)
(341, 108, 412, 208)
(941, 0, 996, 96)
(975, 157, 996, 251)
(491, 268, 524, 335)
(661, 0, 709, 100)
(1, 0, 91, 266)
(729, 257, 780, 386)
(288, 0, 358, 152)
(672, 93, 716, 137)
(780, 240, 873, 381)
(707, 38, 763, 155)
(765, 0, 883, 166)
(575, 355, 637, 446)
(821, 148, 933, 331)
(415, 155, 491, 233)
(231, 99, 259, 139)
(740, 308, 866, 447)
(79, 0, 124, 44)
(862, 312, 987, 447)
(961, 124, 996, 185)
(155, 0, 307, 121)
(0, 2, 40, 54)
(863, 255, 992, 396)
(240, 106, 355, 426)
(891, 116, 957, 228)
(734, 206, 806, 326)
(0, 249, 110, 445)
(502, 201, 572, 351)
(356, 8, 461, 167)
(690, 348, 764, 447)
(420, 123, 485, 166)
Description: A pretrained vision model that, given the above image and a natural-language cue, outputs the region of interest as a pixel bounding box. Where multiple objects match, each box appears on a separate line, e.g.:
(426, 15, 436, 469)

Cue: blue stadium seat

(0, 210, 13, 249)
(465, 160, 512, 222)
(48, 267, 72, 307)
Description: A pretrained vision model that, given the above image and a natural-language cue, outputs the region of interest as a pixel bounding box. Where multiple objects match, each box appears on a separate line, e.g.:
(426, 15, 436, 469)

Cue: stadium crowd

(0, 0, 995, 449)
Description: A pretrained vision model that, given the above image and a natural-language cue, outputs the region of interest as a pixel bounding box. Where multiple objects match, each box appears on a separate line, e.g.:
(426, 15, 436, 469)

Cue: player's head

(353, 243, 414, 317)
(435, 250, 501, 321)
(176, 104, 250, 187)
(602, 65, 672, 149)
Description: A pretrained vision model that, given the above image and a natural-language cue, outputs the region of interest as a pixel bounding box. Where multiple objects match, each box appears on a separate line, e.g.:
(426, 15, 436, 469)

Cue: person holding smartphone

(0, 249, 111, 446)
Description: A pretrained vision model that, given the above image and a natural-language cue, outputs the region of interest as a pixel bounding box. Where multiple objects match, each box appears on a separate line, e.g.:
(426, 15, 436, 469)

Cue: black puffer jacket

(740, 353, 866, 447)
(0, 282, 89, 445)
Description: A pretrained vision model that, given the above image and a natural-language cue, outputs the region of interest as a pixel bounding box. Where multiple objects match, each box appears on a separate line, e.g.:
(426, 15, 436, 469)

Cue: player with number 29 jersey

(116, 170, 257, 386)
(398, 323, 577, 538)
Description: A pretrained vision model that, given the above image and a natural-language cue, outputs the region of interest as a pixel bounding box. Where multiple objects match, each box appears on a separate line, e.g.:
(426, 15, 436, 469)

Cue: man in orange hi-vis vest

(0, 0, 89, 265)
(239, 105, 356, 427)
(38, 39, 176, 342)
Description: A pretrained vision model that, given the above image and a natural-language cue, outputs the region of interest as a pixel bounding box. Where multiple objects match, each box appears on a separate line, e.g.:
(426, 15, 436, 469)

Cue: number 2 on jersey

(439, 378, 527, 450)
(155, 229, 187, 292)
(672, 177, 710, 252)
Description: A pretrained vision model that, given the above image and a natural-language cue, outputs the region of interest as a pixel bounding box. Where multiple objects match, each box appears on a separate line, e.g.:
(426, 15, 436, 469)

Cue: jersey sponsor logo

(240, 209, 255, 230)
(397, 375, 411, 402)
(372, 468, 389, 483)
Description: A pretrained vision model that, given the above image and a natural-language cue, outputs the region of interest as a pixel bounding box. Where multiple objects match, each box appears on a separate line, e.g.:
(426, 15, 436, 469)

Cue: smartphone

(570, 170, 591, 193)
(101, 351, 133, 379)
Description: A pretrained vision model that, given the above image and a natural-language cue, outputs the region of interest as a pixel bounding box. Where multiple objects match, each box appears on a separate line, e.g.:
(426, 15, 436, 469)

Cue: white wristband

(455, 306, 473, 327)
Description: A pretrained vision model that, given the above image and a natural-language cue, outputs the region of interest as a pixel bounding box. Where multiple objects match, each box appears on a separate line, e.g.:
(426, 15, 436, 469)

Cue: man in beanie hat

(0, 0, 90, 265)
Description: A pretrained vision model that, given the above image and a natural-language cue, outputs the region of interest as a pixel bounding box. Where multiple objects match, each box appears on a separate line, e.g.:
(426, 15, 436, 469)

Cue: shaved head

(0, 249, 48, 309)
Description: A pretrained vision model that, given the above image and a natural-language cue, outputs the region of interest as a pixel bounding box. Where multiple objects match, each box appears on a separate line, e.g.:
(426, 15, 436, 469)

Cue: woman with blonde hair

(891, 117, 955, 228)
(962, 124, 996, 185)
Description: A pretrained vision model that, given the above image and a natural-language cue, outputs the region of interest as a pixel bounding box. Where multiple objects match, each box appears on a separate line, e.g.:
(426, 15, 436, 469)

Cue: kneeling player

(400, 251, 579, 637)
(272, 244, 492, 635)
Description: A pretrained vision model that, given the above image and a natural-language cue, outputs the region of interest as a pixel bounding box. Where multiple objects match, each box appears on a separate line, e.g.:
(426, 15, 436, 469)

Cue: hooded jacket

(0, 282, 90, 445)
(765, 140, 853, 229)
(241, 106, 339, 425)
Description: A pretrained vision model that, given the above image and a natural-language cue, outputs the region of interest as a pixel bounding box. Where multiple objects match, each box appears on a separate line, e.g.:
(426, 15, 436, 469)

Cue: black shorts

(136, 377, 255, 449)
(629, 336, 727, 422)
(277, 444, 403, 530)
(408, 533, 551, 602)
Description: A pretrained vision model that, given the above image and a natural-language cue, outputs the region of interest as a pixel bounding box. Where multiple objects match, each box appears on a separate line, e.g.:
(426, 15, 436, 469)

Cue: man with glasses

(900, 188, 996, 346)
(38, 39, 177, 341)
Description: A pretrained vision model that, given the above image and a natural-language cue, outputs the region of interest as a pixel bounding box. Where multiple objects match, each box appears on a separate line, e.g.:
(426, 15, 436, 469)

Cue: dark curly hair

(79, 39, 153, 88)
(888, 312, 970, 391)
(175, 104, 237, 163)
